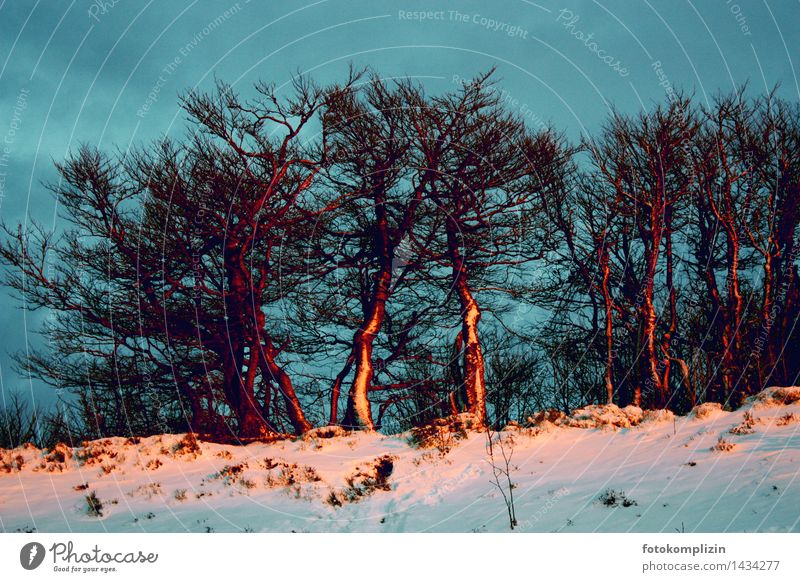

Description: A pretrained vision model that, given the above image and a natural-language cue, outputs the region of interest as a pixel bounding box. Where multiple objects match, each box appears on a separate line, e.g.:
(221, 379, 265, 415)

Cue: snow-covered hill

(2, 388, 799, 533)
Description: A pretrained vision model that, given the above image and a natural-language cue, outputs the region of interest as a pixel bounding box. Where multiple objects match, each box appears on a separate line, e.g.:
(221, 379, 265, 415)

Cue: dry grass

(730, 411, 758, 435)
(76, 440, 124, 467)
(171, 433, 202, 458)
(772, 387, 800, 404)
(303, 425, 350, 440)
(0, 452, 25, 473)
(754, 386, 800, 408)
(85, 491, 103, 517)
(711, 437, 736, 452)
(263, 462, 322, 488)
(597, 489, 637, 508)
(127, 482, 163, 500)
(37, 442, 73, 472)
(410, 414, 480, 454)
(327, 455, 396, 506)
(693, 402, 724, 420)
(146, 458, 162, 471)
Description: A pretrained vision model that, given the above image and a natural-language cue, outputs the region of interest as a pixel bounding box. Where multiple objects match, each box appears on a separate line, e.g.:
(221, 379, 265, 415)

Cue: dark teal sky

(1, 0, 799, 409)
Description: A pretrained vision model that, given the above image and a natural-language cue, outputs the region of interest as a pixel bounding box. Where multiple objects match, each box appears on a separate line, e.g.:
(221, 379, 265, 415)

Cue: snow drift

(1, 388, 799, 533)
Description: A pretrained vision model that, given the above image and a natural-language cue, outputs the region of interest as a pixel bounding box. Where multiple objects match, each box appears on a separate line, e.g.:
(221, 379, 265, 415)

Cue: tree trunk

(598, 244, 614, 405)
(640, 200, 664, 409)
(639, 268, 662, 407)
(329, 352, 354, 425)
(723, 231, 743, 403)
(342, 267, 391, 430)
(449, 331, 466, 412)
(237, 344, 271, 438)
(659, 211, 677, 409)
(260, 338, 313, 435)
(342, 181, 397, 430)
(223, 244, 271, 438)
(447, 226, 487, 425)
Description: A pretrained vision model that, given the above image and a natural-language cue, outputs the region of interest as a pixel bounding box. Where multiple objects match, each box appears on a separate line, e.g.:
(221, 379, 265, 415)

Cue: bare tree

(586, 98, 697, 408)
(409, 73, 571, 425)
(0, 76, 356, 438)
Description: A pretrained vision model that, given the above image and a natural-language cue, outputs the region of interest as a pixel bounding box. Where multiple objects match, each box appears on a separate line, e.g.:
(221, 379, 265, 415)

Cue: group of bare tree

(548, 91, 800, 413)
(1, 71, 798, 443)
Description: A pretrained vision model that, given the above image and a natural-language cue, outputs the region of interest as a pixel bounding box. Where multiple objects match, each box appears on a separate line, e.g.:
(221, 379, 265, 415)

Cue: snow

(2, 389, 800, 533)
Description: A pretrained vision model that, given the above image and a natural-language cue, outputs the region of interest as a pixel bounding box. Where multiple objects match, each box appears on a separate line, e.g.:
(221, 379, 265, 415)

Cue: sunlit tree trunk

(342, 267, 391, 430)
(447, 225, 487, 425)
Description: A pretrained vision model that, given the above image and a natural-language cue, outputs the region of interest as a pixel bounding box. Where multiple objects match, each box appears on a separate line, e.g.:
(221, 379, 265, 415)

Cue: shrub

(0, 452, 25, 473)
(598, 489, 637, 508)
(772, 387, 800, 405)
(303, 425, 349, 440)
(730, 411, 758, 435)
(127, 483, 162, 499)
(215, 463, 246, 480)
(339, 455, 396, 502)
(44, 443, 71, 464)
(172, 433, 201, 458)
(711, 437, 736, 452)
(692, 402, 724, 420)
(85, 491, 103, 517)
(76, 440, 123, 466)
(261, 458, 321, 488)
(326, 491, 343, 507)
(410, 414, 478, 454)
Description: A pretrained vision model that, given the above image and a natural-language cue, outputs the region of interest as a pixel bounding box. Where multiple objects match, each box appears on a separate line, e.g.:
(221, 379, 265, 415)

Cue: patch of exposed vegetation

(597, 489, 637, 508)
(730, 411, 758, 435)
(0, 451, 25, 473)
(711, 437, 736, 452)
(212, 463, 247, 485)
(692, 402, 724, 420)
(171, 433, 202, 458)
(409, 414, 479, 454)
(127, 482, 163, 500)
(85, 491, 103, 517)
(76, 440, 124, 467)
(146, 458, 162, 470)
(261, 458, 322, 489)
(327, 455, 396, 506)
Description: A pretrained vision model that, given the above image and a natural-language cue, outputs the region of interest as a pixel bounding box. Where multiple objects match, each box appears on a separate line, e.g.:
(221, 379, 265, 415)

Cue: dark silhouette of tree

(407, 74, 571, 425)
(585, 98, 697, 408)
(2, 73, 799, 444)
(312, 76, 438, 430)
(0, 76, 356, 439)
(739, 94, 800, 397)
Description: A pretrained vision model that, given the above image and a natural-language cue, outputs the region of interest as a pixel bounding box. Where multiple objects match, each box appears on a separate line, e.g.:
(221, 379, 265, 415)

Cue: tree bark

(329, 352, 354, 425)
(447, 226, 487, 425)
(598, 243, 615, 405)
(260, 337, 313, 435)
(342, 267, 390, 430)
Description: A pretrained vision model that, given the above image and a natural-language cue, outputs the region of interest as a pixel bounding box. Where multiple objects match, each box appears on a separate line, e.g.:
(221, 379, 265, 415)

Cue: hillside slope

(2, 388, 799, 533)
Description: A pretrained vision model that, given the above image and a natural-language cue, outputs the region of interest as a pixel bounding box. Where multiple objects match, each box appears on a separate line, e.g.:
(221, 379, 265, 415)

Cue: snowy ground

(2, 388, 800, 533)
